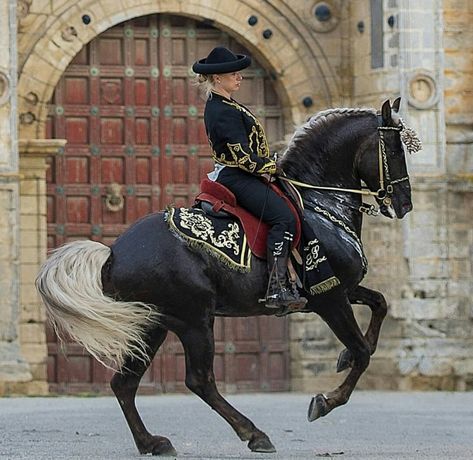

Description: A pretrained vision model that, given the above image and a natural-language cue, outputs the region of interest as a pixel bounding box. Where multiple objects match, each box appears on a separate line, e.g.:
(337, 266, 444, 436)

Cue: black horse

(36, 99, 416, 456)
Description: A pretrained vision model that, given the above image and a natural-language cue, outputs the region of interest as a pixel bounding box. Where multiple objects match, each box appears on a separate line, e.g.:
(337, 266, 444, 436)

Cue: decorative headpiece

(399, 119, 422, 154)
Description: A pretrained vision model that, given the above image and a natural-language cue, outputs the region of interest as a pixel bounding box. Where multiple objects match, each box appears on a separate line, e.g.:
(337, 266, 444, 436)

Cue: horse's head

(358, 98, 416, 219)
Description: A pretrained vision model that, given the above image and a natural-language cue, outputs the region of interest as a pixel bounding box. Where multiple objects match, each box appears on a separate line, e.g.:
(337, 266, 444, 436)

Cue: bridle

(280, 122, 410, 216)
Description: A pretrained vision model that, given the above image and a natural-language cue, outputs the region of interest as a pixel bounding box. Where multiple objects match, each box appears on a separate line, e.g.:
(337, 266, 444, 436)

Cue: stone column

(18, 139, 66, 395)
(0, 0, 32, 393)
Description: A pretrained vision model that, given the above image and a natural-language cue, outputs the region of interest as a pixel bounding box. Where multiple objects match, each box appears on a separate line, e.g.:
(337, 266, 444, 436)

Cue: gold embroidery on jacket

(227, 143, 257, 173)
(256, 161, 277, 174)
(222, 100, 270, 159)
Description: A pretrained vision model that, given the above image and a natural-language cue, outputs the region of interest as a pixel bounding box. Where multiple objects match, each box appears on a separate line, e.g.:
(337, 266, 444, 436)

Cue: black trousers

(217, 168, 296, 256)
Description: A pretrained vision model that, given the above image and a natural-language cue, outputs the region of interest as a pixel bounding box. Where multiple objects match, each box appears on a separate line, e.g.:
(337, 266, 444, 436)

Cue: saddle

(166, 178, 339, 295)
(194, 178, 301, 259)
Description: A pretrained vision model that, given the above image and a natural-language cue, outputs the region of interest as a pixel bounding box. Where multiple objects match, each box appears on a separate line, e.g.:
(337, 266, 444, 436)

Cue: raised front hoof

(307, 394, 329, 422)
(138, 436, 177, 456)
(336, 348, 353, 372)
(248, 434, 276, 453)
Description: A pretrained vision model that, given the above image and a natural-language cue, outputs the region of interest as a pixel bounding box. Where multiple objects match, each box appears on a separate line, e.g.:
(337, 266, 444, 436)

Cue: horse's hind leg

(110, 327, 176, 456)
(337, 285, 388, 372)
(176, 315, 276, 453)
(308, 298, 371, 422)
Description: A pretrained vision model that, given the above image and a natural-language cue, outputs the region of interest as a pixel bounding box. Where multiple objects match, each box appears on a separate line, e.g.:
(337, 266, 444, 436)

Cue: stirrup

(264, 293, 284, 309)
(264, 287, 307, 310)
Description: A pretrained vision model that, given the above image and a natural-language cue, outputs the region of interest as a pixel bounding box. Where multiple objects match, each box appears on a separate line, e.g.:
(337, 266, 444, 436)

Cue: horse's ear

(381, 99, 392, 124)
(392, 97, 401, 113)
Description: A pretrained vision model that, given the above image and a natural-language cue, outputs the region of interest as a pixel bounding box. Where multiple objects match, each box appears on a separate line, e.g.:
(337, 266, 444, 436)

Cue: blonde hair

(193, 74, 216, 99)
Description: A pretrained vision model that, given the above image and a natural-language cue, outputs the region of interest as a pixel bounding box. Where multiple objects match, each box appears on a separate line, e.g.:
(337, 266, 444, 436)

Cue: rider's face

(214, 71, 243, 96)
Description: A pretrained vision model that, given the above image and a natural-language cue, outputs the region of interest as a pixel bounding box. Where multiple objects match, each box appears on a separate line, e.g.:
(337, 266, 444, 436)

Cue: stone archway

(18, 0, 340, 141)
(45, 13, 293, 393)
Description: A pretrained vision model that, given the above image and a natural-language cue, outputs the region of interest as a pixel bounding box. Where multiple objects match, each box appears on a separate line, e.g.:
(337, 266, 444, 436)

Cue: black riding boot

(265, 249, 308, 310)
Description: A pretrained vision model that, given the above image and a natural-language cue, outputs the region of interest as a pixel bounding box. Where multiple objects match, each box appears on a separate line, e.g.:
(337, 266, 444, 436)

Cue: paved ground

(0, 391, 472, 459)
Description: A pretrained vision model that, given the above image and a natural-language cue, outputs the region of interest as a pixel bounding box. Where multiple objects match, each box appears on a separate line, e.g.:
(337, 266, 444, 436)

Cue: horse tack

(166, 206, 253, 271)
(195, 178, 302, 257)
(280, 118, 418, 213)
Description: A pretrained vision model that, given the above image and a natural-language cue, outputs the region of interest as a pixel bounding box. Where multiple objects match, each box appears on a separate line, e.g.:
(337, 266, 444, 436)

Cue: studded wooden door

(45, 14, 289, 394)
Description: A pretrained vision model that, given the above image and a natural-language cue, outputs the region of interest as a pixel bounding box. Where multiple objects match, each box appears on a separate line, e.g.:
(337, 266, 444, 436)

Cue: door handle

(105, 183, 124, 212)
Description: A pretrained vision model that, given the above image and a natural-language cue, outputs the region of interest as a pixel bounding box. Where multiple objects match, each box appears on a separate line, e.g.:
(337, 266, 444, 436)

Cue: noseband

(280, 123, 410, 215)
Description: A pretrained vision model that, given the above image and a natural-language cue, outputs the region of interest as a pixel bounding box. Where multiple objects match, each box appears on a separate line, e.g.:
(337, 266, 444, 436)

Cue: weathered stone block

(291, 375, 342, 393)
(20, 264, 41, 285)
(28, 362, 47, 381)
(19, 323, 46, 345)
(453, 358, 473, 376)
(21, 343, 48, 364)
(20, 247, 40, 263)
(21, 285, 43, 305)
(21, 302, 46, 323)
(418, 357, 453, 376)
(399, 375, 457, 391)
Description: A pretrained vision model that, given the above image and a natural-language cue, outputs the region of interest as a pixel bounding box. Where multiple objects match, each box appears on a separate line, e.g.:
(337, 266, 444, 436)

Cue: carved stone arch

(18, 0, 339, 139)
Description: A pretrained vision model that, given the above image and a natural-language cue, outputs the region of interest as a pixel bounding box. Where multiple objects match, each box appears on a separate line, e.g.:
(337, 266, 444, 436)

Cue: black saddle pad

(166, 206, 252, 272)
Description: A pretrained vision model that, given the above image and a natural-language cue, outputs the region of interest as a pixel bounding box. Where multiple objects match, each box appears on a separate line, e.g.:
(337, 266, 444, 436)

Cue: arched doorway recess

(45, 14, 290, 394)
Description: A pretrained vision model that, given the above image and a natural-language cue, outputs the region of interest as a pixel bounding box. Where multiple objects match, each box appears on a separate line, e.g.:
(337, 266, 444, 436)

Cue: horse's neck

(283, 114, 377, 237)
(297, 125, 373, 237)
(303, 190, 363, 237)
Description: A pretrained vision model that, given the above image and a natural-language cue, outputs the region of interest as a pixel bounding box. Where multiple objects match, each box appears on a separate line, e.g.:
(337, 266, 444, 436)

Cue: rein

(280, 124, 409, 216)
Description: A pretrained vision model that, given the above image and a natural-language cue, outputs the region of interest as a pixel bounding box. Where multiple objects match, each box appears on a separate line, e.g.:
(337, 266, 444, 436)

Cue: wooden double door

(46, 14, 289, 394)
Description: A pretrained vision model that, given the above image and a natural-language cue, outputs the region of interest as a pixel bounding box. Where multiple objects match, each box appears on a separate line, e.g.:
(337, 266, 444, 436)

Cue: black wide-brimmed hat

(192, 46, 251, 74)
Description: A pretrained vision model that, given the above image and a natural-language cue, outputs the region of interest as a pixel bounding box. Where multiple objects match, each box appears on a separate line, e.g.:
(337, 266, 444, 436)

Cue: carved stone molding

(0, 71, 10, 106)
(19, 138, 68, 157)
(61, 26, 78, 42)
(408, 71, 438, 110)
(17, 0, 32, 20)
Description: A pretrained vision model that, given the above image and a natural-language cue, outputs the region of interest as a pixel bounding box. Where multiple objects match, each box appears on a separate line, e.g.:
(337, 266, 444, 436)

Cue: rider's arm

(209, 104, 276, 175)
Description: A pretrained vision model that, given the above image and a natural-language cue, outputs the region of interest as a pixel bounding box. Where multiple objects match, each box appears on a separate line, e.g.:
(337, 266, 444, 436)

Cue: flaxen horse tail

(35, 240, 160, 370)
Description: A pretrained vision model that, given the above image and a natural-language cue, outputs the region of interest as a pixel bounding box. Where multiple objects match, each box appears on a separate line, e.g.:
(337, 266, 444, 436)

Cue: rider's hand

(275, 166, 285, 177)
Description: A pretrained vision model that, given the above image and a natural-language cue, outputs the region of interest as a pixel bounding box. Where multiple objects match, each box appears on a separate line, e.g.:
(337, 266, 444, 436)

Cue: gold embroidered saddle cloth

(165, 206, 253, 271)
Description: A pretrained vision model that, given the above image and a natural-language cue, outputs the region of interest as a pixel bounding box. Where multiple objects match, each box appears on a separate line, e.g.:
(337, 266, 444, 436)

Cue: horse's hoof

(140, 436, 177, 456)
(336, 348, 353, 372)
(307, 394, 329, 422)
(248, 433, 276, 453)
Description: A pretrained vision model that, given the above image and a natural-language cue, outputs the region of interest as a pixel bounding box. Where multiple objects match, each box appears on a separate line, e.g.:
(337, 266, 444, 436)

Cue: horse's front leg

(110, 327, 177, 456)
(337, 285, 388, 372)
(308, 297, 371, 421)
(176, 314, 276, 453)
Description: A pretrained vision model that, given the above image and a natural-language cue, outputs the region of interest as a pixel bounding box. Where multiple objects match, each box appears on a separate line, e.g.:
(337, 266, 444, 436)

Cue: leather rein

(280, 124, 410, 216)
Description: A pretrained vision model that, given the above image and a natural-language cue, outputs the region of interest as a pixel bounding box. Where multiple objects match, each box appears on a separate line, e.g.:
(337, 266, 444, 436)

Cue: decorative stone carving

(61, 26, 78, 42)
(19, 112, 36, 125)
(408, 72, 438, 109)
(0, 72, 9, 106)
(24, 92, 39, 106)
(17, 0, 32, 20)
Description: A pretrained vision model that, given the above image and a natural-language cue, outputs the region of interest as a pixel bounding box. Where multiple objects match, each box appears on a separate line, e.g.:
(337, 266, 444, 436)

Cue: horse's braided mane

(283, 107, 377, 158)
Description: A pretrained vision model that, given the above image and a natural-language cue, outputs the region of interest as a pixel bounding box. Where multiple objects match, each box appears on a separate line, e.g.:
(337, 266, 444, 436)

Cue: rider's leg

(216, 169, 307, 309)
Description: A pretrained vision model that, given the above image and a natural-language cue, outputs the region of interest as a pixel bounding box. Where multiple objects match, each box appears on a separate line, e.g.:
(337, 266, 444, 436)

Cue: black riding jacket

(204, 92, 276, 175)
